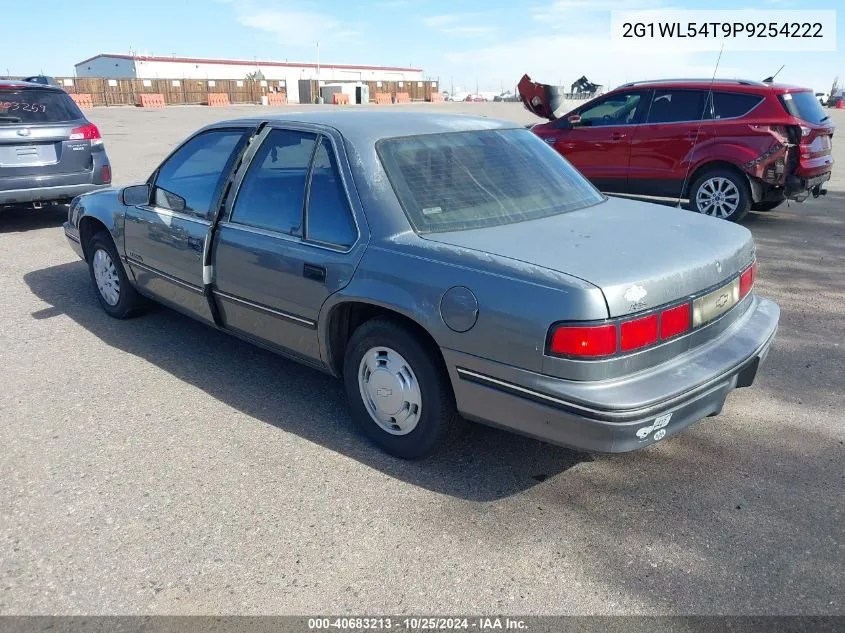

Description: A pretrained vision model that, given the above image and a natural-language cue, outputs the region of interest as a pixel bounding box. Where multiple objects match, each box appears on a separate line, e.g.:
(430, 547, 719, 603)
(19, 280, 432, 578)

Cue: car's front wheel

(689, 168, 751, 222)
(87, 231, 142, 319)
(343, 318, 458, 459)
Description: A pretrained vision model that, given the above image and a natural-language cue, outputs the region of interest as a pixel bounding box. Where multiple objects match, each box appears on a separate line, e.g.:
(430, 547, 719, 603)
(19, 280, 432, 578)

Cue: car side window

(306, 137, 357, 249)
(570, 92, 642, 127)
(230, 129, 318, 235)
(153, 130, 246, 219)
(646, 90, 709, 124)
(711, 92, 763, 119)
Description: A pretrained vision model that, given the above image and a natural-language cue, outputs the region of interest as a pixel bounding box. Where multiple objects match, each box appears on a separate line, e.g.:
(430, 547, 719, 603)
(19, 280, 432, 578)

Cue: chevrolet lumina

(63, 112, 779, 459)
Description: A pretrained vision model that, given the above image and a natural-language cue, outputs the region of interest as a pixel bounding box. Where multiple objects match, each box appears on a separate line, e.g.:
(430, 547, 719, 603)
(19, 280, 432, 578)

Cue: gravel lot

(1, 103, 843, 615)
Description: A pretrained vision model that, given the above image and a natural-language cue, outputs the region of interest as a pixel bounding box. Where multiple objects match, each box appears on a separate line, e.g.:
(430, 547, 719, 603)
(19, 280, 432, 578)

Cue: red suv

(519, 76, 834, 222)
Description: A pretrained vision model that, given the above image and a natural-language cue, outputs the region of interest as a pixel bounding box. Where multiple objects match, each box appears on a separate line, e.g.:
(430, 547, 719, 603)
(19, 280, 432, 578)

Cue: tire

(688, 168, 751, 222)
(87, 231, 143, 319)
(751, 200, 785, 212)
(343, 317, 458, 459)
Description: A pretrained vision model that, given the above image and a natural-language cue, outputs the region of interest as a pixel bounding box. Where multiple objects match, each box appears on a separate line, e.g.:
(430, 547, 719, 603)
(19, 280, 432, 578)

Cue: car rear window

(376, 128, 605, 233)
(646, 90, 709, 123)
(0, 89, 83, 124)
(778, 91, 829, 125)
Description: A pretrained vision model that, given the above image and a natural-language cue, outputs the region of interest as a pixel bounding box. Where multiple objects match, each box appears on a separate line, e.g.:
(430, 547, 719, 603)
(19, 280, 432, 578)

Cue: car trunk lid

(0, 122, 95, 178)
(421, 196, 755, 318)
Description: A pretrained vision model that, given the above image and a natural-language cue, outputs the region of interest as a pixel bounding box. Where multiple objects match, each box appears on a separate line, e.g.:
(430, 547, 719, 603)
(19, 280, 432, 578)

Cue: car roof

(613, 78, 810, 93)
(210, 111, 519, 145)
(0, 79, 64, 91)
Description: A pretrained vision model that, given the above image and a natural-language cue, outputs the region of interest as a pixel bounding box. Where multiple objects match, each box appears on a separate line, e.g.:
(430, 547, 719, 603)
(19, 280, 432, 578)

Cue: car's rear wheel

(87, 231, 142, 319)
(689, 168, 751, 222)
(751, 200, 785, 212)
(343, 318, 457, 459)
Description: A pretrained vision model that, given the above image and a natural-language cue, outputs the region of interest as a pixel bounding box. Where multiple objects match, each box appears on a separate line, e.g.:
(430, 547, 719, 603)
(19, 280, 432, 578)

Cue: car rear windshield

(376, 128, 605, 233)
(0, 89, 83, 124)
(778, 91, 829, 125)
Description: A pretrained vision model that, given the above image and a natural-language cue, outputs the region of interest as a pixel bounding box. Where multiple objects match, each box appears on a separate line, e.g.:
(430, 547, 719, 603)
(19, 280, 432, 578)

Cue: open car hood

(517, 74, 566, 121)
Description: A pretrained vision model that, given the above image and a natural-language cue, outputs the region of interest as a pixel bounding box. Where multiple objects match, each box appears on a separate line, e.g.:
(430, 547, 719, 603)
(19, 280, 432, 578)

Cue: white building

(74, 54, 425, 103)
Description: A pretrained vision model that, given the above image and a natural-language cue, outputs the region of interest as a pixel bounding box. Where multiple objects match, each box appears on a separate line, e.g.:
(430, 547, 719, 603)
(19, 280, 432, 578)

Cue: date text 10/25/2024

(307, 617, 528, 630)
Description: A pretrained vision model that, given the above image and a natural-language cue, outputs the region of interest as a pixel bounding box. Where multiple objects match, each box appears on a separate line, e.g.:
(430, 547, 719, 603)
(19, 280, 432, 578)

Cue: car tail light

(549, 324, 617, 358)
(740, 261, 757, 298)
(620, 314, 658, 352)
(547, 268, 756, 358)
(69, 122, 102, 145)
(101, 164, 111, 184)
(660, 303, 691, 340)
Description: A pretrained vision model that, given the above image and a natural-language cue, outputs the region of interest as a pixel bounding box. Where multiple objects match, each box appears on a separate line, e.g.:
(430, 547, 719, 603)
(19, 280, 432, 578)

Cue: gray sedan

(63, 112, 780, 459)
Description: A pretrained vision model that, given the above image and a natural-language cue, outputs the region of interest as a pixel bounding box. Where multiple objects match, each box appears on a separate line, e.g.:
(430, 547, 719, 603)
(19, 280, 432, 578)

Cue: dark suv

(519, 76, 834, 222)
(1, 80, 111, 210)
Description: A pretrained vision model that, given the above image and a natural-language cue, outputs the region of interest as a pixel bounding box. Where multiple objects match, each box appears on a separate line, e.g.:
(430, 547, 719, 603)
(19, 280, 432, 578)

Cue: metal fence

(8, 77, 441, 106)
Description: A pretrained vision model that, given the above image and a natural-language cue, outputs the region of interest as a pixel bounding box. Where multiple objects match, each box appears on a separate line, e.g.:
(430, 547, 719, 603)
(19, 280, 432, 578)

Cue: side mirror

(567, 114, 582, 124)
(120, 183, 151, 206)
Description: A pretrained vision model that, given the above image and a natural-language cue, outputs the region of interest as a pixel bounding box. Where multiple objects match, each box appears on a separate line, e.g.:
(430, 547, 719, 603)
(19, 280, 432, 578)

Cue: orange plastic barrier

(395, 92, 410, 103)
(70, 93, 94, 109)
(266, 93, 287, 105)
(207, 93, 231, 107)
(332, 92, 350, 105)
(428, 92, 444, 103)
(138, 93, 166, 108)
(374, 93, 392, 104)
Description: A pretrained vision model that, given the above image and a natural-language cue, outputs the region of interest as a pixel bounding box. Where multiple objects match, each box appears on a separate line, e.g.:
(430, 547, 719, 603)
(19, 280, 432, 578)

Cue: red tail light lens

(101, 164, 112, 184)
(547, 271, 752, 359)
(550, 324, 617, 357)
(69, 123, 102, 143)
(660, 303, 691, 340)
(620, 314, 658, 352)
(739, 261, 757, 298)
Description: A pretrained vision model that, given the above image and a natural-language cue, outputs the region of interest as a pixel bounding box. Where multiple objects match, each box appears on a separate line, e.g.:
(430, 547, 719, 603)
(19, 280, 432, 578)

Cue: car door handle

(303, 263, 327, 283)
(611, 132, 627, 140)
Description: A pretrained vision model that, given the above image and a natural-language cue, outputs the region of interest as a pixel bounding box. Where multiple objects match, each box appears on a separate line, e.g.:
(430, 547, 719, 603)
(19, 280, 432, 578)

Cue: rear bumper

(0, 182, 108, 205)
(787, 170, 831, 194)
(445, 294, 779, 453)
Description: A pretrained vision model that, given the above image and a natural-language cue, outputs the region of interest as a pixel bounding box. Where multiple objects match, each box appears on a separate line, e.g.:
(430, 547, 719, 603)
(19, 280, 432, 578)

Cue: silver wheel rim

(92, 248, 120, 306)
(695, 177, 740, 219)
(358, 346, 422, 436)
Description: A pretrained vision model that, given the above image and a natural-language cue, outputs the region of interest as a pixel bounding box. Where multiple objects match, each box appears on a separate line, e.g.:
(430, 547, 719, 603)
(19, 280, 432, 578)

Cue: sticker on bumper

(636, 412, 672, 440)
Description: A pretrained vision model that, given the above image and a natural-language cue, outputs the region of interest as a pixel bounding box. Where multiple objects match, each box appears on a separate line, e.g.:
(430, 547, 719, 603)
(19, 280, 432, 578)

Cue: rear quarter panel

(319, 239, 610, 374)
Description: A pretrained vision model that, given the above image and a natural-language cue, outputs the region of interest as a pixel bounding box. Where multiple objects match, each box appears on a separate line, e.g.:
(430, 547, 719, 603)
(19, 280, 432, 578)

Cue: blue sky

(2, 0, 842, 93)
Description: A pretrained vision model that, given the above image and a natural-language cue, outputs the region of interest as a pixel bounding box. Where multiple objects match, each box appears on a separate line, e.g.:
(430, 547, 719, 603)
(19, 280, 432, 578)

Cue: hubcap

(696, 177, 740, 219)
(358, 347, 422, 436)
(92, 248, 120, 306)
